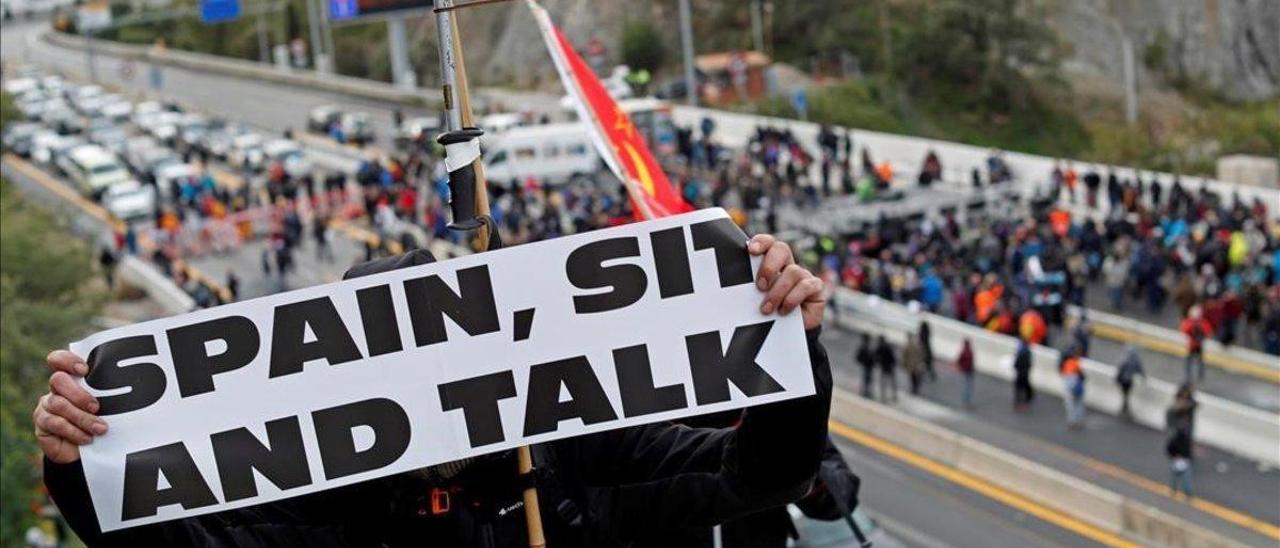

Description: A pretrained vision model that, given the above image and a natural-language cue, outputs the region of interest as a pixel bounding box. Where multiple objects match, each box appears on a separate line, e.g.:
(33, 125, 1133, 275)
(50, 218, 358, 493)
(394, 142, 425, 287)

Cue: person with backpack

(1115, 345, 1145, 418)
(1180, 306, 1214, 382)
(1059, 346, 1087, 430)
(1165, 384, 1198, 498)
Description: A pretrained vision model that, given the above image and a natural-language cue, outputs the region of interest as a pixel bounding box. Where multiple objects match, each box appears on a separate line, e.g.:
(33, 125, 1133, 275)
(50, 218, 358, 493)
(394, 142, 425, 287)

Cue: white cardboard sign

(70, 208, 813, 531)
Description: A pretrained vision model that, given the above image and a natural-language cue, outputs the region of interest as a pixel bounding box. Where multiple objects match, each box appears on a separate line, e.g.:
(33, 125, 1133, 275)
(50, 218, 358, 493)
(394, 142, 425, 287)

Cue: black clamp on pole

(438, 127, 486, 232)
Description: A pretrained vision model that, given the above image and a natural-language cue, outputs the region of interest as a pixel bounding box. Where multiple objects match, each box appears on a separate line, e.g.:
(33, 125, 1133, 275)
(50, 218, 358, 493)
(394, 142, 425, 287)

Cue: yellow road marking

(828, 420, 1141, 548)
(1033, 438, 1280, 540)
(1090, 323, 1280, 384)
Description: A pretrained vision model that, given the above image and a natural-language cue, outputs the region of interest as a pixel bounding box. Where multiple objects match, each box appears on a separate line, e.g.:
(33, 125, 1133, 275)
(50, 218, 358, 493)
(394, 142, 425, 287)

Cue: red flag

(527, 0, 692, 220)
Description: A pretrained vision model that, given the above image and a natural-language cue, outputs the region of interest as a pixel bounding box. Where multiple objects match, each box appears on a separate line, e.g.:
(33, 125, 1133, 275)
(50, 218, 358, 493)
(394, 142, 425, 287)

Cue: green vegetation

(621, 20, 666, 75)
(1, 91, 105, 545)
(0, 178, 106, 545)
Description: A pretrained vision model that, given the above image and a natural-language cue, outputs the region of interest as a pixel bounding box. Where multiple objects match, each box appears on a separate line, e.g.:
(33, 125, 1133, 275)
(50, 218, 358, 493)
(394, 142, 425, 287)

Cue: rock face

(442, 0, 670, 89)
(1054, 0, 1279, 102)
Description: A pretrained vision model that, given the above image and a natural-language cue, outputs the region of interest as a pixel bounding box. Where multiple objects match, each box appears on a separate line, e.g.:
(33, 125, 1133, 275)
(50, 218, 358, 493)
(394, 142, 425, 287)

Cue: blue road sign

(200, 0, 241, 24)
(330, 0, 359, 21)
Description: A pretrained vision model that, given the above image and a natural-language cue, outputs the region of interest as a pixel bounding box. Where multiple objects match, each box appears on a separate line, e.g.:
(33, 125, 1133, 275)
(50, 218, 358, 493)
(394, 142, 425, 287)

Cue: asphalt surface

(821, 325, 1280, 547)
(5, 19, 1275, 545)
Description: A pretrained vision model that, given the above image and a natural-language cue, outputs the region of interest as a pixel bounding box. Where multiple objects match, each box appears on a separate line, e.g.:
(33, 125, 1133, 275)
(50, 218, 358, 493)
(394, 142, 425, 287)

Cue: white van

(483, 123, 600, 186)
(62, 145, 132, 199)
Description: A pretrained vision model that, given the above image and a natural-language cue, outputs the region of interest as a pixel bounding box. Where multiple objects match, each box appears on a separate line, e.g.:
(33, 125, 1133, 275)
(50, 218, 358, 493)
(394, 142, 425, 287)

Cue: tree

(0, 177, 104, 544)
(620, 20, 666, 74)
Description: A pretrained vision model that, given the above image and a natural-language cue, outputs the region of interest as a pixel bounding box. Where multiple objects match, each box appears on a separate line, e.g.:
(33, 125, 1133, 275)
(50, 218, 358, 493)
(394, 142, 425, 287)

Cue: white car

(178, 114, 210, 146)
(99, 100, 133, 123)
(61, 144, 132, 199)
(154, 163, 200, 199)
(132, 101, 163, 126)
(102, 180, 155, 222)
(396, 116, 441, 148)
(67, 85, 104, 113)
(148, 112, 184, 142)
(263, 138, 310, 178)
(28, 130, 64, 163)
(226, 132, 266, 168)
(2, 77, 38, 96)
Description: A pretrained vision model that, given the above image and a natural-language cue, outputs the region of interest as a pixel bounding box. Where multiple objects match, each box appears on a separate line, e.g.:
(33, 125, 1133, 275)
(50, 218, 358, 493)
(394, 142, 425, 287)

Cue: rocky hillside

(444, 0, 1277, 102)
(1054, 0, 1279, 102)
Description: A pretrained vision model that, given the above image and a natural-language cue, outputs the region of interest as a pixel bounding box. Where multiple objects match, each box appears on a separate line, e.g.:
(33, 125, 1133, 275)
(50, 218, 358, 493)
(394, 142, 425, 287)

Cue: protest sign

(70, 208, 814, 532)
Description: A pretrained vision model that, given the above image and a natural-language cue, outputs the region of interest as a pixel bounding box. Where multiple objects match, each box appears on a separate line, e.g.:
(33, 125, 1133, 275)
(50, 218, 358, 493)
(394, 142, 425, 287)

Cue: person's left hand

(748, 234, 826, 330)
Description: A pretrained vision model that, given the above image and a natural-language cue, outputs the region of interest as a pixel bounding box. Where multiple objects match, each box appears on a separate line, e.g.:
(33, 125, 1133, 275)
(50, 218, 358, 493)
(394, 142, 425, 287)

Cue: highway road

(6, 19, 1276, 546)
(3, 153, 1110, 547)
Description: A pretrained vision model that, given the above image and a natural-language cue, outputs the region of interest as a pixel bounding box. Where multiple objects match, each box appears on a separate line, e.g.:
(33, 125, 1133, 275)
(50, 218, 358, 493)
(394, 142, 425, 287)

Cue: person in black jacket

(874, 335, 897, 403)
(35, 234, 832, 548)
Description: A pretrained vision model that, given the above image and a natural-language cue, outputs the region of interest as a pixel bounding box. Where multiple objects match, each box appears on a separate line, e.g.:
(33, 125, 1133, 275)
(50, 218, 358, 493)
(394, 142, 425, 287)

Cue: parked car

(154, 162, 200, 200)
(88, 124, 129, 155)
(226, 132, 266, 169)
(136, 149, 183, 186)
(263, 138, 310, 179)
(307, 105, 341, 133)
(2, 122, 42, 157)
(30, 133, 80, 166)
(395, 115, 441, 150)
(102, 180, 155, 222)
(60, 144, 132, 199)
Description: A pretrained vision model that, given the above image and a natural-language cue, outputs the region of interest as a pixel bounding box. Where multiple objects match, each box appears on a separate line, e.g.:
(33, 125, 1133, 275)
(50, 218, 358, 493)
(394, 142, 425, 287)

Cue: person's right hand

(33, 350, 107, 464)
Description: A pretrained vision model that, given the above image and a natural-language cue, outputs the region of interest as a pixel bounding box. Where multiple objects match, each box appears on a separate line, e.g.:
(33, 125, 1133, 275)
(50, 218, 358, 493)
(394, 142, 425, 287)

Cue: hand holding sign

(748, 234, 826, 329)
(34, 350, 106, 464)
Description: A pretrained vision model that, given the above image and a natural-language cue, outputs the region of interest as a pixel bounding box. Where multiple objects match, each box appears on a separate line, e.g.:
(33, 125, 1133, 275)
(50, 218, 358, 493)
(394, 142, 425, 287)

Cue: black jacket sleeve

(553, 328, 832, 543)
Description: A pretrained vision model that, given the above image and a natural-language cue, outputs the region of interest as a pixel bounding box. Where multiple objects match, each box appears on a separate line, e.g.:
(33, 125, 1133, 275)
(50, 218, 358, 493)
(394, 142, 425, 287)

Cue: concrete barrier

(832, 392, 1241, 547)
(43, 31, 432, 107)
(832, 288, 1280, 467)
(116, 256, 196, 314)
(1067, 305, 1280, 381)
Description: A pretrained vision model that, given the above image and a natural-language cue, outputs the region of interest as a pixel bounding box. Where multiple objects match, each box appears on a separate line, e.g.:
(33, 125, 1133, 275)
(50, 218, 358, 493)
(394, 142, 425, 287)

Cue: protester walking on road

(1071, 312, 1092, 357)
(955, 338, 976, 407)
(1116, 345, 1145, 418)
(919, 320, 936, 380)
(1166, 384, 1198, 498)
(1179, 306, 1214, 382)
(875, 335, 898, 403)
(1060, 346, 1087, 429)
(1101, 251, 1129, 310)
(1012, 339, 1034, 410)
(902, 331, 927, 395)
(857, 334, 876, 398)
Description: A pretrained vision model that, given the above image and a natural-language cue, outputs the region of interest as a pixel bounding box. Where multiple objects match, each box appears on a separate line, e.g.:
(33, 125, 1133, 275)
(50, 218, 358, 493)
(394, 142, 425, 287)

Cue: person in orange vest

(1018, 307, 1049, 346)
(1059, 346, 1087, 429)
(985, 303, 1016, 335)
(1063, 162, 1078, 204)
(974, 274, 1004, 325)
(1047, 208, 1071, 238)
(875, 161, 894, 189)
(1179, 306, 1214, 382)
